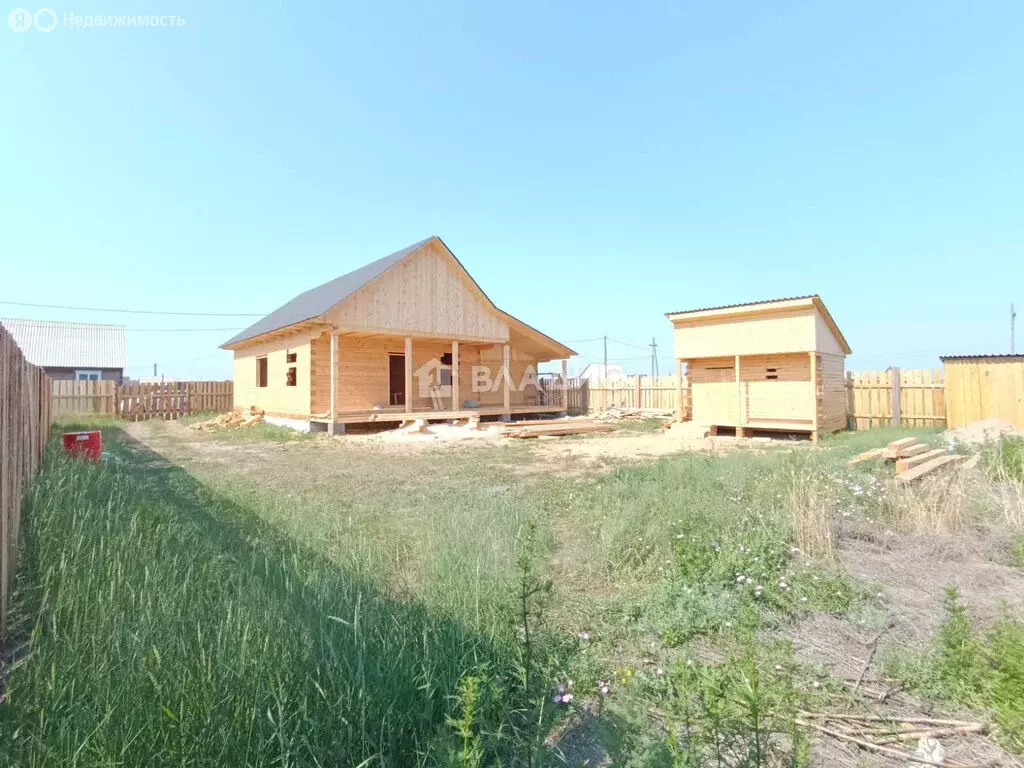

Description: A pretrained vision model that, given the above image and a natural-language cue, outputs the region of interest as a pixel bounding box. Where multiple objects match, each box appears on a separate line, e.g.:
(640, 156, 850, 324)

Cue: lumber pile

(501, 419, 614, 438)
(796, 712, 987, 767)
(594, 407, 673, 422)
(189, 407, 264, 431)
(848, 437, 967, 482)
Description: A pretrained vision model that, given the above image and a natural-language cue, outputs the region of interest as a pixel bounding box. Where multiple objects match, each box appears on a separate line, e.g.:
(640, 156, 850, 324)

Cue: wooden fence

(568, 369, 948, 428)
(846, 368, 946, 429)
(51, 380, 233, 420)
(1, 325, 51, 637)
(567, 376, 688, 416)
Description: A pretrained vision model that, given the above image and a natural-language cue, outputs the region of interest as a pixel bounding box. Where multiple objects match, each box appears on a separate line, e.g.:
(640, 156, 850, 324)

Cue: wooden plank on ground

(900, 443, 932, 458)
(883, 438, 921, 459)
(897, 454, 965, 483)
(895, 448, 948, 474)
(848, 448, 885, 465)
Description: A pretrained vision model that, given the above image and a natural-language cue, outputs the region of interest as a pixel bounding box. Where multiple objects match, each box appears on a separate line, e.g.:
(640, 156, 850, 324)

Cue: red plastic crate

(62, 431, 102, 461)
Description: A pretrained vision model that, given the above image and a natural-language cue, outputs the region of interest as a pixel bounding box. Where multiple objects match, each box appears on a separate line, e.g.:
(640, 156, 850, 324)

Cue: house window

(286, 351, 297, 363)
(286, 367, 297, 386)
(75, 370, 101, 381)
(256, 357, 268, 388)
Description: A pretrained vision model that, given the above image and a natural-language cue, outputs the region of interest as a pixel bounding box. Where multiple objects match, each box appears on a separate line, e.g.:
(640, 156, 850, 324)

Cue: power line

(608, 337, 650, 351)
(0, 300, 263, 317)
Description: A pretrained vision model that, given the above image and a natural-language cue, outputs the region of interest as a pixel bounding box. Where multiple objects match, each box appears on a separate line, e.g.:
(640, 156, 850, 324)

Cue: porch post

(676, 358, 684, 422)
(502, 343, 511, 416)
(735, 354, 744, 437)
(451, 341, 460, 411)
(561, 359, 568, 411)
(329, 332, 338, 435)
(405, 336, 413, 413)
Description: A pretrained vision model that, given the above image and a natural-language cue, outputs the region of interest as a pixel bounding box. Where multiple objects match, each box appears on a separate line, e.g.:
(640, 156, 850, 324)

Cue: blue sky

(2, 0, 1021, 379)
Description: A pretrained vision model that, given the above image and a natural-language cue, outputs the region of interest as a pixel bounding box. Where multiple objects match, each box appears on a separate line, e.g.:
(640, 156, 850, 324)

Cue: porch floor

(311, 403, 566, 426)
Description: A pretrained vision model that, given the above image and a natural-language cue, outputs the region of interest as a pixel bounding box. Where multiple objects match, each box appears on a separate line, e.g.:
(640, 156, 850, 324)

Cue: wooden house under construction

(666, 296, 850, 441)
(221, 237, 575, 433)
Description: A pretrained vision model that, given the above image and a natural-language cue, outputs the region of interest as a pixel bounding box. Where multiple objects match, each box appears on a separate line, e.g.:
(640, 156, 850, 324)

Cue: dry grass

(879, 467, 1024, 536)
(786, 465, 838, 562)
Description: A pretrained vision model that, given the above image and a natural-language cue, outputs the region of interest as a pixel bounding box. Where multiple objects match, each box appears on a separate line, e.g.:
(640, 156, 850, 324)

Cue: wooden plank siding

(1, 324, 51, 637)
(944, 357, 1024, 429)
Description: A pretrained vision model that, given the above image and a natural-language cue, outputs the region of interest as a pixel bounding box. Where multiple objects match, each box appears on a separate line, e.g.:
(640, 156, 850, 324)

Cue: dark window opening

(286, 351, 297, 363)
(286, 367, 297, 386)
(256, 357, 268, 388)
(441, 352, 453, 366)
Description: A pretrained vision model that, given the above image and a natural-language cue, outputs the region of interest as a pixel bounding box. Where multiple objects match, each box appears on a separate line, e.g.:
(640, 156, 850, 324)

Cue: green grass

(887, 587, 1024, 753)
(6, 421, 1006, 765)
(985, 437, 1024, 483)
(0, 427, 565, 766)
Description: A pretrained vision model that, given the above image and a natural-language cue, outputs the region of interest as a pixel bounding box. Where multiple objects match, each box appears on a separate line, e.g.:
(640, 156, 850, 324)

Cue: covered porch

(313, 329, 570, 434)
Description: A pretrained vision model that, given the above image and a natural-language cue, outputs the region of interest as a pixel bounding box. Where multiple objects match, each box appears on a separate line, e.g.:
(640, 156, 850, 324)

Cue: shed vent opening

(765, 367, 778, 380)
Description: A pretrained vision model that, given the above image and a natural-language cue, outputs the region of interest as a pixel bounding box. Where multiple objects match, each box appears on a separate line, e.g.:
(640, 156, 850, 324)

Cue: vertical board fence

(1, 325, 51, 637)
(50, 380, 233, 420)
(569, 369, 950, 428)
(566, 376, 688, 416)
(846, 369, 946, 429)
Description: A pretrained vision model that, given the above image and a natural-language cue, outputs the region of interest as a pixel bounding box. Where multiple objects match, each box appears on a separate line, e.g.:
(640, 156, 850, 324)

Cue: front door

(388, 354, 406, 406)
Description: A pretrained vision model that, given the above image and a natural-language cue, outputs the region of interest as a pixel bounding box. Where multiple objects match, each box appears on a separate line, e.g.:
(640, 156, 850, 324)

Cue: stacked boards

(848, 437, 966, 482)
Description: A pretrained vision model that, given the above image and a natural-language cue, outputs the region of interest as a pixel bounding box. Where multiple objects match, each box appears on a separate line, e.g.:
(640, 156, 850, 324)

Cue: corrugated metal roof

(221, 236, 577, 358)
(0, 318, 126, 368)
(664, 295, 817, 317)
(940, 354, 1024, 361)
(221, 238, 434, 347)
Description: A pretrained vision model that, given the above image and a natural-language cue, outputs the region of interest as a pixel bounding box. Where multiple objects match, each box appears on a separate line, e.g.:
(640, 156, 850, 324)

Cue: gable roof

(221, 238, 433, 348)
(1, 318, 127, 368)
(664, 295, 851, 355)
(221, 236, 575, 358)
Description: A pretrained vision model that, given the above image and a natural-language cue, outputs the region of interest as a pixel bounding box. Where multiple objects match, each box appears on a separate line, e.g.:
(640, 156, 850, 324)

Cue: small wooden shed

(940, 354, 1024, 429)
(665, 296, 851, 440)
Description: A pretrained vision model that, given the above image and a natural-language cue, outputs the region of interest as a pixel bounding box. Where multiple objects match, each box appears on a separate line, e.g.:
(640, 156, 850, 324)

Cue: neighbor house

(221, 237, 576, 433)
(665, 296, 850, 441)
(0, 318, 126, 383)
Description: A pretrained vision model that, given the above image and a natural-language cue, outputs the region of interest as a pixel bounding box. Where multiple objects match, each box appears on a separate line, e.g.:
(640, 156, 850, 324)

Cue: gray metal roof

(0, 318, 126, 368)
(939, 354, 1024, 361)
(221, 238, 434, 347)
(664, 295, 817, 317)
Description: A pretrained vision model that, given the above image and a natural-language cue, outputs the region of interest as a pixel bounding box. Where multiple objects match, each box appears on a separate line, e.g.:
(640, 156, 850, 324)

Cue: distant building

(0, 318, 126, 383)
(579, 363, 625, 380)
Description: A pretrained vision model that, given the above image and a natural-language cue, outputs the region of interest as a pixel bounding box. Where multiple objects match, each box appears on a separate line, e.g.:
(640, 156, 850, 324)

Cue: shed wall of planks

(943, 357, 1024, 429)
(1, 325, 51, 637)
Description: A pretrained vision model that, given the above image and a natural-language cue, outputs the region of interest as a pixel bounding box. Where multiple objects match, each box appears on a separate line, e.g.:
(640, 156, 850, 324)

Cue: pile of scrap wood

(189, 407, 265, 431)
(848, 436, 971, 482)
(501, 418, 614, 438)
(594, 407, 672, 422)
(796, 712, 987, 767)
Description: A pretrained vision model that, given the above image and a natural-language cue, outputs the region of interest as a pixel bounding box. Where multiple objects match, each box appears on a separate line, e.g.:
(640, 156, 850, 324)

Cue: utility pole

(650, 337, 658, 379)
(1012, 303, 1017, 354)
(153, 363, 157, 377)
(603, 335, 608, 375)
